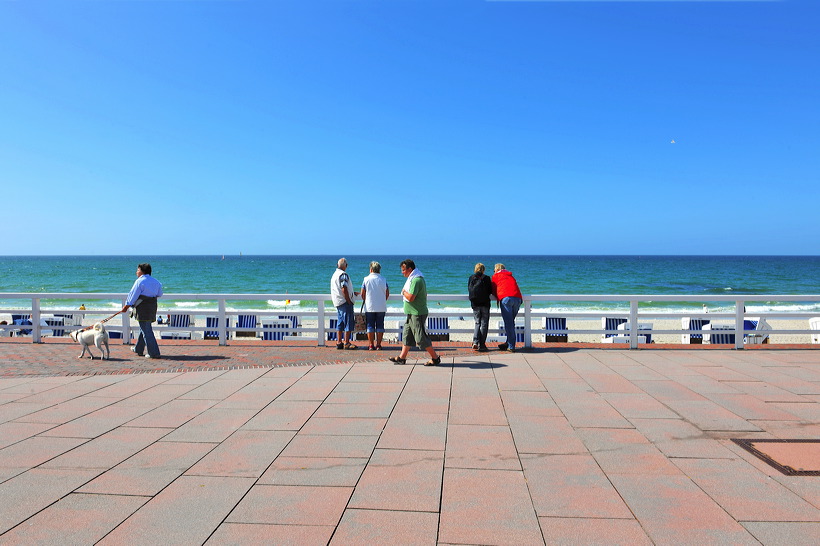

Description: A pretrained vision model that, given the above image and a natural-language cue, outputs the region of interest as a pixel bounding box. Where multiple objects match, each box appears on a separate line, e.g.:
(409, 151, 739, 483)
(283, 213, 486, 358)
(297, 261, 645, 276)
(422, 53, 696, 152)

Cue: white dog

(69, 322, 110, 360)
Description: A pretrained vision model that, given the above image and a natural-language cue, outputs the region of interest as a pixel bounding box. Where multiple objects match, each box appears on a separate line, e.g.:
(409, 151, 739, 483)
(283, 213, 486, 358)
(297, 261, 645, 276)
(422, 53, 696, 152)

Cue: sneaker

(472, 344, 479, 350)
(498, 342, 508, 351)
(508, 346, 516, 353)
(145, 354, 160, 359)
(131, 347, 144, 357)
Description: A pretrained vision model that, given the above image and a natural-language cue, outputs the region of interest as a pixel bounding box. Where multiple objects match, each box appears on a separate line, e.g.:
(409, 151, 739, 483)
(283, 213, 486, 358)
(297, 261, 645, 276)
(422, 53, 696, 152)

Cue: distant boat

(221, 255, 225, 260)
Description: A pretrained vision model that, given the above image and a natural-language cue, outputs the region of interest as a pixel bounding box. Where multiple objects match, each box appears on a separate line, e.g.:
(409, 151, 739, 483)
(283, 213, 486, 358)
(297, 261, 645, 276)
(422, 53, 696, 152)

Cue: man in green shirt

(389, 259, 442, 366)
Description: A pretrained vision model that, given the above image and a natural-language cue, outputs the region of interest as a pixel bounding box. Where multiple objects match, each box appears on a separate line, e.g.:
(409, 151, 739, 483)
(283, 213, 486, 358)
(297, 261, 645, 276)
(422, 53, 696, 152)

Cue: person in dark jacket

(468, 263, 492, 352)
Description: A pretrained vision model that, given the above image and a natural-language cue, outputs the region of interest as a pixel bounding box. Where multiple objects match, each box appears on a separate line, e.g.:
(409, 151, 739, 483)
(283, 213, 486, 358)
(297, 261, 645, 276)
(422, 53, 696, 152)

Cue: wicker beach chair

(810, 317, 820, 344)
(235, 314, 259, 338)
(204, 316, 231, 340)
(601, 317, 628, 342)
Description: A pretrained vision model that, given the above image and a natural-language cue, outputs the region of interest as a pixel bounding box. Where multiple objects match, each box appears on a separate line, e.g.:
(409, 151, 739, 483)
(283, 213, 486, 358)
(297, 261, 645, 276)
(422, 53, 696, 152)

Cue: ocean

(1, 255, 819, 315)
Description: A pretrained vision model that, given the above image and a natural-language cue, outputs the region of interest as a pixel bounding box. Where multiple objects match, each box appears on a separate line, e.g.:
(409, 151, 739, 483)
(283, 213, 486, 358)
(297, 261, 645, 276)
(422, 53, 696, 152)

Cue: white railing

(1, 293, 819, 349)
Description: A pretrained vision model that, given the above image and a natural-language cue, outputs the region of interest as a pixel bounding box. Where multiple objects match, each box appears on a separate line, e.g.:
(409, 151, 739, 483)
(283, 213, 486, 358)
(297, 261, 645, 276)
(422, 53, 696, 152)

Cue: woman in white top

(360, 261, 390, 350)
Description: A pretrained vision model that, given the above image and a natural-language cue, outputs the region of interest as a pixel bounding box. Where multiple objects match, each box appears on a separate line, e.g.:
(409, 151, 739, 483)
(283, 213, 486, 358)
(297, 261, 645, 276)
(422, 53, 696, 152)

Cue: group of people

(331, 258, 524, 365)
(112, 258, 523, 365)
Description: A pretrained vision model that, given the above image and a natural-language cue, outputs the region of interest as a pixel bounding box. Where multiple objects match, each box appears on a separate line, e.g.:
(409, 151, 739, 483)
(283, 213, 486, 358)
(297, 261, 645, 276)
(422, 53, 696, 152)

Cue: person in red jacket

(491, 263, 523, 352)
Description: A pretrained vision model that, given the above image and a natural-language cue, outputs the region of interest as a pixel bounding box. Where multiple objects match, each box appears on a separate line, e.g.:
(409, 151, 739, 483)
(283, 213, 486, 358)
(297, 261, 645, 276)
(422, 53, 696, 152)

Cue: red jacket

(491, 270, 522, 301)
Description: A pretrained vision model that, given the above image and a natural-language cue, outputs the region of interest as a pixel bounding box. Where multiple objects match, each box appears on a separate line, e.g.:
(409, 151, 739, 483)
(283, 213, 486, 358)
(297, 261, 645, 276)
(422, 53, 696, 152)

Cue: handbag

(354, 302, 367, 333)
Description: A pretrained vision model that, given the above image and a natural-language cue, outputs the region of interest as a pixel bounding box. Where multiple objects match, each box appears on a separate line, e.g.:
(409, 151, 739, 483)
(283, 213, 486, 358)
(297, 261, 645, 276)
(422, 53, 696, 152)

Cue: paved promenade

(1, 339, 818, 544)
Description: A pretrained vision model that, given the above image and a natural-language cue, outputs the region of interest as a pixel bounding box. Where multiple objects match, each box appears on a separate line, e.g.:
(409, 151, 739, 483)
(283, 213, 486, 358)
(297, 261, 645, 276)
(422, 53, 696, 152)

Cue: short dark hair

(138, 263, 152, 275)
(400, 259, 415, 271)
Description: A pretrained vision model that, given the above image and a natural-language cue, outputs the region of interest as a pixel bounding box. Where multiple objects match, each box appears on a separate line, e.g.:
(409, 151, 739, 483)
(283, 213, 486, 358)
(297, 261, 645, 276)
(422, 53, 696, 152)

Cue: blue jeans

(135, 320, 160, 357)
(500, 297, 522, 348)
(336, 302, 355, 332)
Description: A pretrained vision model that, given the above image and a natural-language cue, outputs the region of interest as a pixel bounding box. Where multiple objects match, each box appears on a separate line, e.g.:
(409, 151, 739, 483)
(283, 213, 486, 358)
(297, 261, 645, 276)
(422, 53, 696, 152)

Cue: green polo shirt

(403, 276, 428, 315)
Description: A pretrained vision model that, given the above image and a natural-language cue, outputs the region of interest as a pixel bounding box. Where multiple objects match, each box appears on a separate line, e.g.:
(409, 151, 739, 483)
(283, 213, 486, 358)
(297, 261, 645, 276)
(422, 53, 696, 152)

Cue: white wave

(267, 299, 301, 308)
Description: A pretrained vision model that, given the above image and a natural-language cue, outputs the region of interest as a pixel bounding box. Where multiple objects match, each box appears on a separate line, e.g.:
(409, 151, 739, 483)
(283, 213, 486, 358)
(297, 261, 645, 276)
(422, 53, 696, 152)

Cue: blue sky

(2, 0, 818, 256)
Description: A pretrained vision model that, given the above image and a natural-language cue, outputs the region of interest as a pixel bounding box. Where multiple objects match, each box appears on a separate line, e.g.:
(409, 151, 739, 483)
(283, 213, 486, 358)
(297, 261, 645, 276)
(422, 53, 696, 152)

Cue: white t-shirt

(331, 268, 354, 307)
(361, 273, 389, 313)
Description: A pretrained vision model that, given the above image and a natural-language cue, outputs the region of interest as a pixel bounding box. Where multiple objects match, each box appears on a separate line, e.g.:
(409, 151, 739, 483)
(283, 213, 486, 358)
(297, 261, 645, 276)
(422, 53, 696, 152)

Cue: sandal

(344, 343, 358, 350)
(425, 357, 441, 366)
(336, 342, 344, 350)
(389, 356, 407, 365)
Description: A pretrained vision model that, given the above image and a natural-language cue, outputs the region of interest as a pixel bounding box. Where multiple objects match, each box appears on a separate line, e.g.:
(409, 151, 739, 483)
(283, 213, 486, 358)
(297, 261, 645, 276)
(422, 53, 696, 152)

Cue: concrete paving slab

(445, 424, 520, 470)
(377, 411, 447, 451)
(99, 475, 255, 545)
(226, 484, 353, 526)
(185, 429, 294, 477)
(522, 453, 634, 519)
(259, 456, 368, 486)
(206, 523, 335, 545)
(79, 441, 216, 496)
(0, 492, 147, 545)
(350, 447, 444, 512)
(163, 407, 258, 442)
(740, 521, 820, 546)
(539, 517, 653, 545)
(439, 467, 543, 545)
(279, 433, 379, 459)
(331, 509, 438, 545)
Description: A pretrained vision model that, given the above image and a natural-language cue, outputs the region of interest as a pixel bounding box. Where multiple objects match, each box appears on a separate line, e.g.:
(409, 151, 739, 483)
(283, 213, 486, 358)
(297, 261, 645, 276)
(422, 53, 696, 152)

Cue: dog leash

(76, 310, 124, 333)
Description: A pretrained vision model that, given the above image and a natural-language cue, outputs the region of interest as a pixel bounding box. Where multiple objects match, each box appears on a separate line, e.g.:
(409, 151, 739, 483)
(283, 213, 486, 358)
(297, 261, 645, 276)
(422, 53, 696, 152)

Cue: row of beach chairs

(5, 313, 816, 345)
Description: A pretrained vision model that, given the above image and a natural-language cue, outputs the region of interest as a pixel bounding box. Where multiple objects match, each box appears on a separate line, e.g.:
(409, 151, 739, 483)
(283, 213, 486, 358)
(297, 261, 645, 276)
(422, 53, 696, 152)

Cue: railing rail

(1, 293, 818, 349)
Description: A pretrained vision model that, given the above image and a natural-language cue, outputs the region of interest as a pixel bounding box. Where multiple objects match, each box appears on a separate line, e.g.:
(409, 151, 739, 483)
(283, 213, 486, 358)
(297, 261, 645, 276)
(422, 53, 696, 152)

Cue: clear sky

(2, 0, 818, 256)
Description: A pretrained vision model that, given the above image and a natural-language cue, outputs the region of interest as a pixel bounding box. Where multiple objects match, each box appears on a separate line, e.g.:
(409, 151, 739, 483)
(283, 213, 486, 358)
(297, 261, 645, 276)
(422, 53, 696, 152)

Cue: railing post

(524, 297, 532, 348)
(122, 298, 132, 344)
(32, 298, 42, 343)
(735, 299, 744, 350)
(629, 299, 639, 349)
(318, 299, 326, 347)
(218, 298, 227, 346)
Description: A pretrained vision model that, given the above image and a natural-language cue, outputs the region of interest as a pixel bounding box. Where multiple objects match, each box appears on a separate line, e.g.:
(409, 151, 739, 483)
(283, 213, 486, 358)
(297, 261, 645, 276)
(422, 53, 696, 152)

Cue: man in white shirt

(330, 258, 357, 350)
(360, 261, 390, 350)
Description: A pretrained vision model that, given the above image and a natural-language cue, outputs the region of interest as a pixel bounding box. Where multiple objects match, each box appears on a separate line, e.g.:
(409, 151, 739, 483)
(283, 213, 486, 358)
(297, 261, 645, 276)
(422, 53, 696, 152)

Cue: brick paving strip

(0, 340, 818, 544)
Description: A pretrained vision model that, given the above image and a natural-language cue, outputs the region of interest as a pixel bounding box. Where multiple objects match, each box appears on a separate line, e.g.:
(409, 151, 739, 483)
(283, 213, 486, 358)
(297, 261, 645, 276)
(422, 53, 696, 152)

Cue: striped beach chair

(681, 317, 710, 344)
(278, 315, 300, 336)
(235, 314, 258, 338)
(427, 317, 450, 341)
(543, 317, 568, 342)
(810, 317, 820, 344)
(703, 323, 735, 345)
(262, 319, 291, 341)
(497, 320, 525, 344)
(601, 317, 628, 342)
(204, 316, 230, 340)
(44, 316, 66, 337)
(161, 313, 193, 340)
(743, 317, 771, 344)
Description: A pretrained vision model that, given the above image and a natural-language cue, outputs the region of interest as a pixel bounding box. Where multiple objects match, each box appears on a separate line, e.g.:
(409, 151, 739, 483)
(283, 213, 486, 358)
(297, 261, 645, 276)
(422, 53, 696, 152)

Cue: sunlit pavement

(1, 339, 818, 544)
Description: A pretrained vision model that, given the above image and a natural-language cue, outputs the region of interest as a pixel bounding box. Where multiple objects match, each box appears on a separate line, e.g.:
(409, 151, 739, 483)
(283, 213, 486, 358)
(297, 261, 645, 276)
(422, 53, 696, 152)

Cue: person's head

(474, 263, 485, 275)
(137, 263, 152, 276)
(400, 259, 415, 277)
(337, 258, 348, 270)
(494, 263, 505, 273)
(370, 261, 381, 274)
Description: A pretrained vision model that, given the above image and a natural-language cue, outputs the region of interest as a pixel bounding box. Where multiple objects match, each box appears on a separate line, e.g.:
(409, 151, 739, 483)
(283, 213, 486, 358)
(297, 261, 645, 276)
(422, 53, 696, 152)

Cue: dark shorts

(365, 312, 385, 333)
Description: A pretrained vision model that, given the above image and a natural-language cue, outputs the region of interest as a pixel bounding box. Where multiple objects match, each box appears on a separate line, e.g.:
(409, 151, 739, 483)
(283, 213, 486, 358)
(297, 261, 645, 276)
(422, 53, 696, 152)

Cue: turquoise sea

(1, 255, 818, 315)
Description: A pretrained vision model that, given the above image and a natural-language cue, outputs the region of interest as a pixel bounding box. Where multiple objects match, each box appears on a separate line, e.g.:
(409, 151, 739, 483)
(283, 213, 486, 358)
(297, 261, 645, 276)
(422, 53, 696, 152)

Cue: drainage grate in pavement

(732, 439, 820, 476)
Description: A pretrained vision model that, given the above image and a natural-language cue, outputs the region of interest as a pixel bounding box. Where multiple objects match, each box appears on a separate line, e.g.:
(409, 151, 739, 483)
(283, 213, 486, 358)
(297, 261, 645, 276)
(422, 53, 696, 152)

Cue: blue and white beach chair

(235, 314, 258, 338)
(681, 317, 710, 344)
(601, 317, 628, 342)
(161, 313, 194, 340)
(204, 316, 231, 340)
(543, 317, 568, 342)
